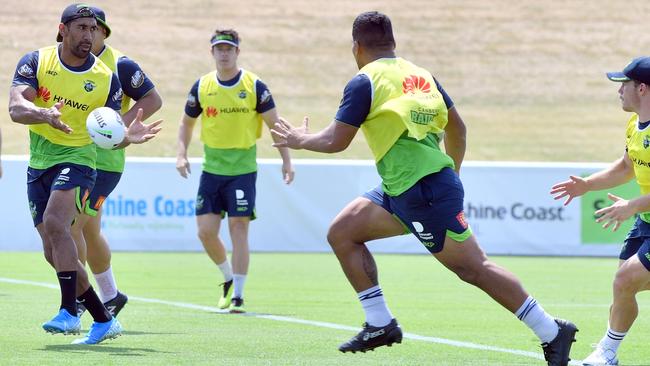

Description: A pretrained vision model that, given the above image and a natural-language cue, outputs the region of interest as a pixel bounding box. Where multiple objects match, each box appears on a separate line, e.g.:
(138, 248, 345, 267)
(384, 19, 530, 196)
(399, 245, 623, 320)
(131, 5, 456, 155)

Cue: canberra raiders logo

(84, 80, 96, 92)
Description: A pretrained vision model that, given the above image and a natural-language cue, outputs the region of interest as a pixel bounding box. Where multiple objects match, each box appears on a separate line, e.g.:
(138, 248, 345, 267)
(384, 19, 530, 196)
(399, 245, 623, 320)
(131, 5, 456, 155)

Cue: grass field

(3, 0, 650, 162)
(1, 252, 650, 365)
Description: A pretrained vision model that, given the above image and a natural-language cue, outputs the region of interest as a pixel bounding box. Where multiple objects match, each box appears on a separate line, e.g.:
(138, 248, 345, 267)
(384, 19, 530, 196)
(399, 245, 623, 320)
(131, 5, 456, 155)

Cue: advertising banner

(0, 157, 632, 256)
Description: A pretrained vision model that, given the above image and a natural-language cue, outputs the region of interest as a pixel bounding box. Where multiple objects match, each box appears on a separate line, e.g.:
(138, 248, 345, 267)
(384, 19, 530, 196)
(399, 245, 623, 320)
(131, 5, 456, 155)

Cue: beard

(70, 42, 92, 59)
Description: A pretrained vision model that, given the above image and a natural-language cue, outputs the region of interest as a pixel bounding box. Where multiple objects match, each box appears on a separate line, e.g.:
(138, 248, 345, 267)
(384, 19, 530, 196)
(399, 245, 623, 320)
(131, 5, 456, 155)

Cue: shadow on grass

(41, 344, 172, 356)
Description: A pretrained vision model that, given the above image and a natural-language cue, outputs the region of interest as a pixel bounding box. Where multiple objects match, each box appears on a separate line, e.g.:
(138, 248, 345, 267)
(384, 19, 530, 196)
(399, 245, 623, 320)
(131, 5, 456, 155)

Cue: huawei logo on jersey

(402, 75, 431, 94)
(205, 106, 218, 117)
(37, 86, 51, 102)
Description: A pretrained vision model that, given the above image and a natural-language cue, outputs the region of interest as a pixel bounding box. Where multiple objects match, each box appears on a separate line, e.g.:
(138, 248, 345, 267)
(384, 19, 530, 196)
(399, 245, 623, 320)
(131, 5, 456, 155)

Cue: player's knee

(197, 227, 214, 242)
(326, 223, 348, 249)
(455, 266, 481, 286)
(612, 272, 639, 296)
(42, 216, 68, 241)
(43, 251, 54, 266)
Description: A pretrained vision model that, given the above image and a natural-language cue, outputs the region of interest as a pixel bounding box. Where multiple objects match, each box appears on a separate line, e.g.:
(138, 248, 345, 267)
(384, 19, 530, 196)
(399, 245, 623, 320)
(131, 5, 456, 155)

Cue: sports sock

(599, 328, 626, 353)
(218, 260, 233, 282)
(358, 285, 393, 327)
(515, 296, 558, 343)
(233, 274, 246, 299)
(77, 286, 112, 323)
(94, 267, 118, 303)
(57, 271, 78, 316)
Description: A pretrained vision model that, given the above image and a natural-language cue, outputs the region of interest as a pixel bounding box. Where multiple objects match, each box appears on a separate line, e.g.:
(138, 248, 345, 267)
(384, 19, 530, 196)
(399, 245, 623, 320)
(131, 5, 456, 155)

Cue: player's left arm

(256, 80, 294, 183)
(433, 77, 466, 174)
(271, 74, 365, 153)
(444, 106, 467, 174)
(273, 117, 358, 153)
(261, 108, 294, 184)
(117, 56, 162, 127)
(104, 73, 161, 148)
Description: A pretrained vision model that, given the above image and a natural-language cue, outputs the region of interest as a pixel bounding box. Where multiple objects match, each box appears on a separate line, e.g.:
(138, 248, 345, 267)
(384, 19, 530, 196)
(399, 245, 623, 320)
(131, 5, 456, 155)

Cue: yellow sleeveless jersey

(357, 57, 454, 196)
(359, 57, 449, 162)
(197, 70, 263, 149)
(96, 45, 129, 172)
(625, 114, 650, 222)
(30, 45, 113, 147)
(98, 46, 132, 112)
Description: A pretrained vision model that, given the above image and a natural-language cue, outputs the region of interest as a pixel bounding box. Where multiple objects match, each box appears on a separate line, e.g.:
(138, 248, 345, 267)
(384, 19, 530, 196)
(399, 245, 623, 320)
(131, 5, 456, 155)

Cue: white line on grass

(0, 277, 581, 365)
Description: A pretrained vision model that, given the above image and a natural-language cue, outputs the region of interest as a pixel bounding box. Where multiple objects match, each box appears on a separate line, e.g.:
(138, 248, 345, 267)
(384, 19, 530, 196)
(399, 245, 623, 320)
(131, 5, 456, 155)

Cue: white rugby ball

(86, 107, 125, 149)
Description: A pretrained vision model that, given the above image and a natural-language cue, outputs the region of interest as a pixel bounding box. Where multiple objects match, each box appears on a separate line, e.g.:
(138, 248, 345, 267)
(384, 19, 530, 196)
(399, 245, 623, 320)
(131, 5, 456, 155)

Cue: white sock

(358, 285, 393, 327)
(600, 328, 626, 353)
(94, 267, 118, 303)
(217, 260, 233, 282)
(515, 296, 559, 343)
(233, 274, 247, 299)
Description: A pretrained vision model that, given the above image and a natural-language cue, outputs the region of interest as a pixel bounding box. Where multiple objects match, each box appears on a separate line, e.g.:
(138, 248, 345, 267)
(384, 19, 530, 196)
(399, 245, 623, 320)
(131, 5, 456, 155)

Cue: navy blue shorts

(195, 171, 257, 219)
(85, 170, 122, 216)
(621, 217, 650, 271)
(27, 163, 96, 226)
(364, 168, 472, 253)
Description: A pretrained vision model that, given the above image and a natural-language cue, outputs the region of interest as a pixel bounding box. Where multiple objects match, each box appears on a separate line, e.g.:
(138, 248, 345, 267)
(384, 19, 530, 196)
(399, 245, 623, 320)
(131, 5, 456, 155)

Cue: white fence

(0, 156, 631, 256)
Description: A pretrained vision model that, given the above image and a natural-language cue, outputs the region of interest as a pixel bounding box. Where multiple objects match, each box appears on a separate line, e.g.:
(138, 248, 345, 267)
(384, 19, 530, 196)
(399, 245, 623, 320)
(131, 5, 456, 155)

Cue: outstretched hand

(550, 175, 589, 206)
(271, 116, 309, 149)
(45, 102, 72, 134)
(126, 108, 163, 144)
(594, 193, 635, 232)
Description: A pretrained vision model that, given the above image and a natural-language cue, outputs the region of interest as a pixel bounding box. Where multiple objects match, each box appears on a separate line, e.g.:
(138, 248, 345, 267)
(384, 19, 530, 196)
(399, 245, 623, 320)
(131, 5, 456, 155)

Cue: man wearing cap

(551, 56, 650, 365)
(176, 29, 294, 313)
(71, 5, 163, 319)
(8, 3, 161, 344)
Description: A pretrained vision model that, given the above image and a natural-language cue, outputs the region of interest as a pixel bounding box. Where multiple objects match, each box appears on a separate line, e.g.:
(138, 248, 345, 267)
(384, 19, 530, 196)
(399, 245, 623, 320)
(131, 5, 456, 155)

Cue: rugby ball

(86, 107, 125, 149)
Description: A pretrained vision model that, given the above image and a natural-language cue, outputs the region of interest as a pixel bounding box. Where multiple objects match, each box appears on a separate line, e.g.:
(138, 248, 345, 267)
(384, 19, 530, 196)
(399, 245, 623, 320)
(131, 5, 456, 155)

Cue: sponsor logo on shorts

(131, 70, 145, 88)
(81, 189, 90, 207)
(94, 196, 106, 210)
(29, 201, 37, 219)
(195, 195, 204, 210)
(235, 189, 248, 207)
(56, 168, 71, 184)
(422, 241, 436, 248)
(412, 221, 433, 240)
(645, 252, 650, 262)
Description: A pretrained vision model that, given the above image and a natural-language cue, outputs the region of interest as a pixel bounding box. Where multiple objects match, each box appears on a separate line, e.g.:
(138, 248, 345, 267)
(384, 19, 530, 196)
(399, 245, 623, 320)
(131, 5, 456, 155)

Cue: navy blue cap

(607, 56, 650, 85)
(210, 33, 239, 47)
(56, 4, 95, 42)
(90, 6, 111, 38)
